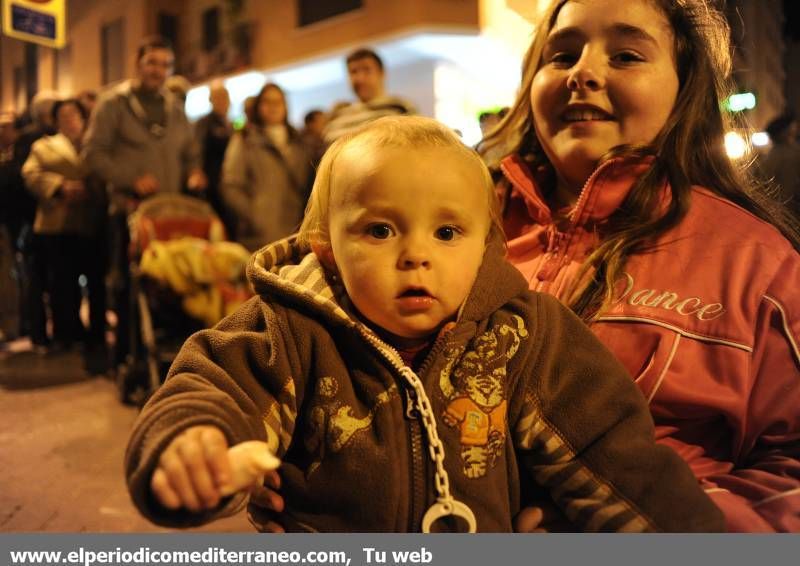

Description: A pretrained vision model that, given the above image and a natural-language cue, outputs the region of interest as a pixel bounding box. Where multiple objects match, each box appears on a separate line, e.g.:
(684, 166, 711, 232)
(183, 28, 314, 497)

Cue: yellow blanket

(139, 238, 252, 327)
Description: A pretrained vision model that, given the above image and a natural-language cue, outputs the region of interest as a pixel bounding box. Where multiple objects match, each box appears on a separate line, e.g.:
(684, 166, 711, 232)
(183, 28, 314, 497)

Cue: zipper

(568, 157, 621, 224)
(355, 325, 429, 532)
(408, 418, 425, 531)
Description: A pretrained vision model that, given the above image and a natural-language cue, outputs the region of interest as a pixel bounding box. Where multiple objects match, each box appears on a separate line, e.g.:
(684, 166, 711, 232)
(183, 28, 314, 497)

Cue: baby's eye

(435, 226, 461, 241)
(367, 223, 394, 239)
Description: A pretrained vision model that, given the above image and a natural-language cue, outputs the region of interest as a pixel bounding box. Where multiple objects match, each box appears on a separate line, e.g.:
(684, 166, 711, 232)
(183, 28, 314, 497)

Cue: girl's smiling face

(530, 0, 680, 196)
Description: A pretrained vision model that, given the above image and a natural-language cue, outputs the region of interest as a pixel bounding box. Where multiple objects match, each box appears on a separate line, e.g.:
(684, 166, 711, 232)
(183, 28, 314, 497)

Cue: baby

(125, 116, 723, 532)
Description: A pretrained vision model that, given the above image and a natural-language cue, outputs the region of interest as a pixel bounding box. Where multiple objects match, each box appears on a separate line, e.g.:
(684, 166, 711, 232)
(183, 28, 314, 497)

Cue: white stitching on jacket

(595, 316, 753, 352)
(763, 295, 800, 366)
(646, 333, 681, 403)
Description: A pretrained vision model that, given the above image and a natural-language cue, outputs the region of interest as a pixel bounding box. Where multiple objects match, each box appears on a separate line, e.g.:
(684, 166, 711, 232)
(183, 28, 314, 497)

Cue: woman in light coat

(221, 83, 313, 252)
(21, 99, 107, 369)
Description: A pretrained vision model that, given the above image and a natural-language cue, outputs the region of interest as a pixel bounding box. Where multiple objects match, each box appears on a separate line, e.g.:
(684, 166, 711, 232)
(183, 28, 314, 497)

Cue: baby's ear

(311, 241, 337, 273)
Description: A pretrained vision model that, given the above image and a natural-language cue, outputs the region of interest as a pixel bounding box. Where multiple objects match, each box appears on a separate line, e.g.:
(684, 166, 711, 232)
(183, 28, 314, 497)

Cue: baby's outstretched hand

(151, 426, 279, 513)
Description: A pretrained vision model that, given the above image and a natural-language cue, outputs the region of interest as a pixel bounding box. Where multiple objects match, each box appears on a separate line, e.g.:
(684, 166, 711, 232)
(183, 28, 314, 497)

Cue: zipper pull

(404, 387, 419, 419)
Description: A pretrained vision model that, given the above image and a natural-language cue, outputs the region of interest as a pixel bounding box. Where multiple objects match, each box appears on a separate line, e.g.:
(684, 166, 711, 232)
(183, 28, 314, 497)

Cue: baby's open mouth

(398, 288, 432, 298)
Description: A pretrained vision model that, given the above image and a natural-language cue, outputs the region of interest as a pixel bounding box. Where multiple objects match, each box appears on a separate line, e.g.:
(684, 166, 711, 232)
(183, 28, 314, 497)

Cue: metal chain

(358, 326, 476, 531)
(399, 367, 451, 502)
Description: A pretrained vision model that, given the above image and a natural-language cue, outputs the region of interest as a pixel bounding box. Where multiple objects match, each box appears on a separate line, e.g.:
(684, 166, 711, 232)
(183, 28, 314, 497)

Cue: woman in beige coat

(221, 83, 313, 252)
(21, 99, 107, 369)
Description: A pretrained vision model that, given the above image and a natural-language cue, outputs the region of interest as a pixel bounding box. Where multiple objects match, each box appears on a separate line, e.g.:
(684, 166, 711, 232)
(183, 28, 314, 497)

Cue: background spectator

(195, 82, 234, 236)
(221, 83, 313, 252)
(323, 47, 416, 144)
(21, 99, 108, 370)
(83, 35, 206, 369)
(300, 108, 327, 167)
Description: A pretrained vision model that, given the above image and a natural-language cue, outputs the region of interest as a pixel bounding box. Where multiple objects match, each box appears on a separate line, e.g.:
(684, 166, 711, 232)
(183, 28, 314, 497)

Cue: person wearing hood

(125, 116, 723, 533)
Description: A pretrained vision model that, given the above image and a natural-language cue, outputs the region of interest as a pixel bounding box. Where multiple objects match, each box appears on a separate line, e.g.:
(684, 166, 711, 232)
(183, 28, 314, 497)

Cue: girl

(221, 83, 313, 252)
(480, 0, 800, 532)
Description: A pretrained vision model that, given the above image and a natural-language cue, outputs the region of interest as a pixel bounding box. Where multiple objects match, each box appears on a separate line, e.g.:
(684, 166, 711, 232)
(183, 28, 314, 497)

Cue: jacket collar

(500, 154, 655, 227)
(43, 132, 80, 164)
(116, 79, 177, 132)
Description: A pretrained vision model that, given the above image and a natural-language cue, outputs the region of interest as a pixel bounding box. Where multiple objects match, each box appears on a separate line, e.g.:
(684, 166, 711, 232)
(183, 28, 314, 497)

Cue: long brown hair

(479, 0, 800, 322)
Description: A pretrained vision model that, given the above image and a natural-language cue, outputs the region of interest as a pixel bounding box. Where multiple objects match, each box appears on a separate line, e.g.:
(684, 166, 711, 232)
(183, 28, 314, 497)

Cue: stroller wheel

(116, 360, 149, 406)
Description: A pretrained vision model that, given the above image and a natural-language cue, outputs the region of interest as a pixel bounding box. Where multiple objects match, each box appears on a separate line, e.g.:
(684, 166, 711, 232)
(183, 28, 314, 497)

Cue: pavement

(0, 340, 251, 532)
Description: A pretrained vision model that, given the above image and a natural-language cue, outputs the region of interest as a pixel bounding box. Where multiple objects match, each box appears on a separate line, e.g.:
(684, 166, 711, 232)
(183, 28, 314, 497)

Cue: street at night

(0, 344, 249, 532)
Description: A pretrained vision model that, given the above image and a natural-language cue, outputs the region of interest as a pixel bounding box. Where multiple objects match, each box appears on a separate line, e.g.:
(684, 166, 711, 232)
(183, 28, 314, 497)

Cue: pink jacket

(500, 154, 800, 532)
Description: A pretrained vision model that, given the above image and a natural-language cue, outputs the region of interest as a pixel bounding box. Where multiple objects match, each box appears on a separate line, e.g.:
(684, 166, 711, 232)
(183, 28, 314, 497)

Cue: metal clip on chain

(399, 368, 477, 533)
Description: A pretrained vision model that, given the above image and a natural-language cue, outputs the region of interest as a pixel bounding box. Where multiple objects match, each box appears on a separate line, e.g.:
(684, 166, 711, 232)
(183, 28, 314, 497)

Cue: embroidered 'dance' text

(616, 273, 725, 321)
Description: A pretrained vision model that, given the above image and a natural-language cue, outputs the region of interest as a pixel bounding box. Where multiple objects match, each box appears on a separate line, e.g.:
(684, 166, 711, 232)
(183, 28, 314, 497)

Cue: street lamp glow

(724, 131, 747, 159)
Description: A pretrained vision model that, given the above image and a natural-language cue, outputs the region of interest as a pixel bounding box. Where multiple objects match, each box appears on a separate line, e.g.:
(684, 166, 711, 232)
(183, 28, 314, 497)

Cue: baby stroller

(116, 194, 252, 404)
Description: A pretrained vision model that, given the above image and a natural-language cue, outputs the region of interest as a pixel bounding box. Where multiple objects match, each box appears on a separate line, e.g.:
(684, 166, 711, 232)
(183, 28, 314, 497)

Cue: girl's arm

(513, 293, 725, 532)
(702, 254, 800, 532)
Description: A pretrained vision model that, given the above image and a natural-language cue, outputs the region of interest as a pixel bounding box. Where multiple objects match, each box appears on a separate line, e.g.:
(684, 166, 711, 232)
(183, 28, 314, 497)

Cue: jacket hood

(247, 235, 530, 332)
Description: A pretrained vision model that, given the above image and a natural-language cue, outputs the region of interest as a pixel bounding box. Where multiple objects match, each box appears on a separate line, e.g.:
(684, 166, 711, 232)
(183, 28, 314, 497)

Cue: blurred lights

(724, 131, 747, 159)
(751, 132, 770, 147)
(185, 85, 211, 120)
(723, 92, 756, 112)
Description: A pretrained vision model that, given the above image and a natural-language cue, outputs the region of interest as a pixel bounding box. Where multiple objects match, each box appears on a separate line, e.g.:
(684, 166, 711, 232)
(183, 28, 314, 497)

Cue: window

(297, 0, 362, 27)
(101, 18, 125, 85)
(158, 12, 178, 51)
(14, 66, 25, 110)
(203, 7, 220, 52)
(24, 43, 38, 103)
(54, 44, 72, 93)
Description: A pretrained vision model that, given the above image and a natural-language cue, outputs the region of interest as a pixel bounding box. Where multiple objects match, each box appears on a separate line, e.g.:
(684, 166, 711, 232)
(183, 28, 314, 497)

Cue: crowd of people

(0, 39, 415, 373)
(2, 0, 799, 533)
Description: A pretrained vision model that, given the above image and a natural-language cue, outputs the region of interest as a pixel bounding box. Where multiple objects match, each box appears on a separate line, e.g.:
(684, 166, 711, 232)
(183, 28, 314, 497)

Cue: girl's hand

(247, 471, 286, 533)
(514, 503, 575, 533)
(61, 179, 87, 202)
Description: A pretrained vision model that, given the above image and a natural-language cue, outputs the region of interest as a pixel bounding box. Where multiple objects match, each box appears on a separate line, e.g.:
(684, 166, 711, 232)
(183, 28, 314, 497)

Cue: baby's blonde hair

(298, 115, 502, 247)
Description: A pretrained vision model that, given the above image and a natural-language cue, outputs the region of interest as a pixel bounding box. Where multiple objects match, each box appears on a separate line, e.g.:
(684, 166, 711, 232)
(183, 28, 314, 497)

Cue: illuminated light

(751, 132, 770, 147)
(724, 92, 756, 112)
(433, 58, 518, 147)
(224, 71, 267, 123)
(185, 85, 210, 121)
(724, 131, 747, 159)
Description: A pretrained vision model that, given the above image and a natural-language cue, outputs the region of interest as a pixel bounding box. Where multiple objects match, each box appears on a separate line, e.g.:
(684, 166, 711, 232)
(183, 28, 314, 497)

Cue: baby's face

(326, 145, 491, 339)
